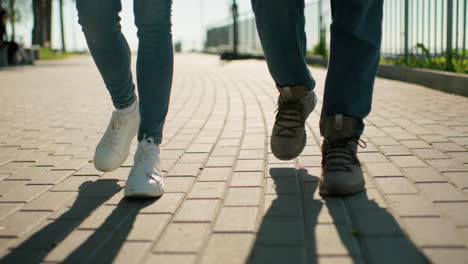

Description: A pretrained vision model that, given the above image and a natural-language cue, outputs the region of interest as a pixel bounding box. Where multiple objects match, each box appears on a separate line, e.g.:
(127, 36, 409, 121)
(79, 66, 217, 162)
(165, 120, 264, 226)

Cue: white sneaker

(93, 104, 140, 172)
(125, 138, 165, 198)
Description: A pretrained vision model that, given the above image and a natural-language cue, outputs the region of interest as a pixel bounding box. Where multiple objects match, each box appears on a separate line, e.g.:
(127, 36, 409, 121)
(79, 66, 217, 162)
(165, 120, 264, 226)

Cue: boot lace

(322, 137, 366, 172)
(274, 101, 305, 137)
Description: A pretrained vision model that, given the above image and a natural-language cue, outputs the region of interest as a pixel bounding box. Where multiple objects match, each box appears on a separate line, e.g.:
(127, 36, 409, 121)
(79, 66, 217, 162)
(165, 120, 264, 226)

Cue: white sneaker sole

(94, 148, 131, 172)
(124, 184, 165, 198)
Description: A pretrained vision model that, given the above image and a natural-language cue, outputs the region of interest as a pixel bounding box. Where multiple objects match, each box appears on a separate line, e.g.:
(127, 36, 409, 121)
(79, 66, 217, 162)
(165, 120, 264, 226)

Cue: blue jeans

(251, 0, 383, 137)
(76, 0, 173, 144)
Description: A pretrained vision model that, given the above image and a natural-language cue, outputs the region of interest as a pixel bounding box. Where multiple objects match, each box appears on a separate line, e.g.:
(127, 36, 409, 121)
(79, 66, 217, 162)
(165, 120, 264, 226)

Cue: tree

(59, 0, 65, 51)
(9, 0, 15, 41)
(32, 0, 52, 46)
(6, 0, 30, 41)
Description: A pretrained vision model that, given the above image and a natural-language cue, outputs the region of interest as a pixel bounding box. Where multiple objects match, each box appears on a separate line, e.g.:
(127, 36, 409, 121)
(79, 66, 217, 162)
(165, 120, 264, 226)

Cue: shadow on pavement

(247, 168, 429, 264)
(1, 179, 155, 264)
(62, 196, 154, 264)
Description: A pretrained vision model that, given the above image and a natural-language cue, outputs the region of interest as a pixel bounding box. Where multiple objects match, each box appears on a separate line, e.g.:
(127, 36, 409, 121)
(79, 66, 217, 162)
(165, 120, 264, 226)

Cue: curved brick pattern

(0, 54, 467, 263)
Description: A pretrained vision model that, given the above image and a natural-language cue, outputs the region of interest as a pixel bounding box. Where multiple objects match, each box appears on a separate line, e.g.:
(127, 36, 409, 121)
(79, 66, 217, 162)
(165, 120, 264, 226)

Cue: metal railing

(205, 1, 332, 55)
(206, 0, 468, 69)
(382, 0, 467, 60)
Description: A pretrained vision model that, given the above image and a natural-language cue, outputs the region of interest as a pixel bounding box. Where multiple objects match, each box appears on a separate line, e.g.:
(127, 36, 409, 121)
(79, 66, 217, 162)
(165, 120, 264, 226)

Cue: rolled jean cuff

(305, 78, 316, 91)
(113, 92, 137, 110)
(138, 135, 162, 145)
(320, 114, 364, 139)
(276, 79, 315, 91)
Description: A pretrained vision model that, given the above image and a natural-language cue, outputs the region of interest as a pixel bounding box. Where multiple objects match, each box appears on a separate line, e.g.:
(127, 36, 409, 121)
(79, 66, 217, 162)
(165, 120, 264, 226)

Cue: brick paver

(0, 54, 467, 263)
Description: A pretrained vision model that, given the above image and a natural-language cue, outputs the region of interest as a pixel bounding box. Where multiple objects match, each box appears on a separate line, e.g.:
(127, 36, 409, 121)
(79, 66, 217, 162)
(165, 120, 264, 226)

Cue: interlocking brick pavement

(0, 54, 468, 263)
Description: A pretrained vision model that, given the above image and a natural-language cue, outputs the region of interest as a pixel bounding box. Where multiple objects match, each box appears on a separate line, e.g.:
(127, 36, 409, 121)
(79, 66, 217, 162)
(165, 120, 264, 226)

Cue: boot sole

(318, 180, 366, 196)
(271, 130, 307, 161)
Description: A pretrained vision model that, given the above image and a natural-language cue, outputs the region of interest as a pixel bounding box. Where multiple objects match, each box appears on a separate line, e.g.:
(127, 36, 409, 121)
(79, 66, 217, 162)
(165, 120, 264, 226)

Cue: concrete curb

(377, 64, 468, 97)
(210, 52, 468, 97)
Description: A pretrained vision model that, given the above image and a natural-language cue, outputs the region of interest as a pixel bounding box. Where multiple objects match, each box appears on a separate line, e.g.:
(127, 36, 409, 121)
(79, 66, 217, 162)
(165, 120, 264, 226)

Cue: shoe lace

(274, 101, 305, 137)
(134, 138, 162, 183)
(322, 137, 366, 172)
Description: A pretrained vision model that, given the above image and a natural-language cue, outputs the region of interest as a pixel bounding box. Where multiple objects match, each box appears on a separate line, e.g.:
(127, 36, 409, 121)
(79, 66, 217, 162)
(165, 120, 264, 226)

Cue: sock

(116, 99, 138, 114)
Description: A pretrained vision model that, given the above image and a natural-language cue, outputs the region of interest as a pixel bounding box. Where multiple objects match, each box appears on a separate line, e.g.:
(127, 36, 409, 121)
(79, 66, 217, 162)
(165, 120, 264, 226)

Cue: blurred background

(0, 0, 253, 52)
(0, 0, 467, 73)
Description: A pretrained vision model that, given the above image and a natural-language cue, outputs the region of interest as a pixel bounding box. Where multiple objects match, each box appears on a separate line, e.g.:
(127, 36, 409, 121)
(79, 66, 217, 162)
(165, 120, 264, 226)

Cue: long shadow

(247, 168, 429, 264)
(61, 196, 154, 264)
(1, 179, 122, 264)
(336, 186, 430, 264)
(247, 168, 321, 263)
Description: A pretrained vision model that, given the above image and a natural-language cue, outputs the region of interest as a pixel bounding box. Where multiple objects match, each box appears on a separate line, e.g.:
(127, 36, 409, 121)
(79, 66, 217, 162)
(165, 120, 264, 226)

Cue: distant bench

(26, 45, 41, 61)
(0, 45, 7, 67)
(0, 44, 40, 67)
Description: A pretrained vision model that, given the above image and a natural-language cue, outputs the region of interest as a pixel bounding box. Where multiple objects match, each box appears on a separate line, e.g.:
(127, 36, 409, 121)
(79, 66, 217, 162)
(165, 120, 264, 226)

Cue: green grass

(39, 48, 82, 60)
(380, 44, 468, 74)
(308, 43, 468, 74)
(380, 55, 468, 74)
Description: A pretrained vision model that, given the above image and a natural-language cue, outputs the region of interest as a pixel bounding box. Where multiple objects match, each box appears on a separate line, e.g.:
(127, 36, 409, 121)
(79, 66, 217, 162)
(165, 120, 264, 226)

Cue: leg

(252, 0, 317, 160)
(134, 0, 173, 144)
(77, 0, 139, 173)
(125, 0, 172, 198)
(319, 0, 383, 196)
(251, 0, 315, 90)
(320, 0, 383, 137)
(76, 0, 136, 109)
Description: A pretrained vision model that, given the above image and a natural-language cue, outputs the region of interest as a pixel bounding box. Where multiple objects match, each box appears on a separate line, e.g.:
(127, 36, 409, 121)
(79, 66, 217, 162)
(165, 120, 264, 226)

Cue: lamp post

(221, 0, 250, 61)
(232, 0, 238, 57)
(200, 0, 204, 52)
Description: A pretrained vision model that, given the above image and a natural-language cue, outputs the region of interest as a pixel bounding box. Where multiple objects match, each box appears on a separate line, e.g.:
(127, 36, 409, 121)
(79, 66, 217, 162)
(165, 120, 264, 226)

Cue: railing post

(200, 0, 204, 52)
(463, 0, 467, 59)
(404, 0, 409, 65)
(319, 0, 323, 40)
(446, 0, 455, 71)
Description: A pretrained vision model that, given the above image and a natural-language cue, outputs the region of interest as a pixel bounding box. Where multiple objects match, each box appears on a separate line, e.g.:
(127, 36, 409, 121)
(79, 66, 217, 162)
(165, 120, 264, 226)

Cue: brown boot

(319, 114, 366, 196)
(271, 85, 317, 160)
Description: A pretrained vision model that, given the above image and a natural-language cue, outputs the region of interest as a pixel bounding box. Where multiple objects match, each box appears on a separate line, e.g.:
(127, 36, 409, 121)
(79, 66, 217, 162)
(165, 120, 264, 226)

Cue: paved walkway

(0, 54, 467, 264)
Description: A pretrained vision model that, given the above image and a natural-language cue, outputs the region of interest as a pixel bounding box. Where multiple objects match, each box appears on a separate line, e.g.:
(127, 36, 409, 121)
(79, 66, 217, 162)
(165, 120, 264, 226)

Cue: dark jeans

(251, 0, 383, 136)
(76, 0, 173, 144)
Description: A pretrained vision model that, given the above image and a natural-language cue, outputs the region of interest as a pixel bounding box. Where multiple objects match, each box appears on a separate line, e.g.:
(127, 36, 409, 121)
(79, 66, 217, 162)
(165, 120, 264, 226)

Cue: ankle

(141, 137, 160, 147)
(276, 84, 309, 102)
(116, 99, 138, 114)
(320, 114, 361, 141)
